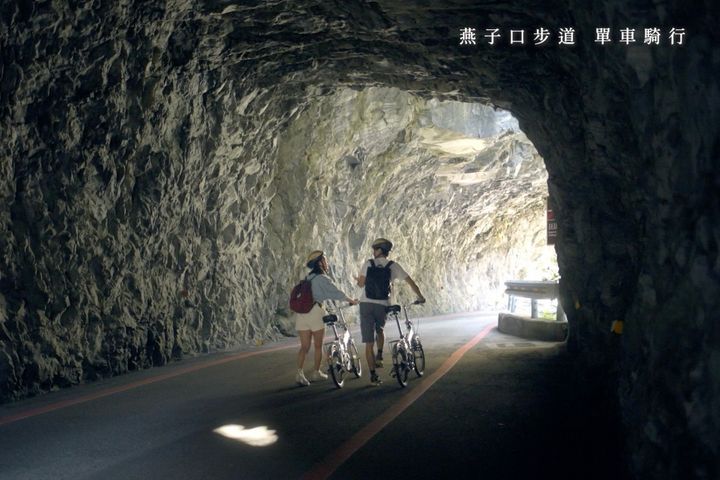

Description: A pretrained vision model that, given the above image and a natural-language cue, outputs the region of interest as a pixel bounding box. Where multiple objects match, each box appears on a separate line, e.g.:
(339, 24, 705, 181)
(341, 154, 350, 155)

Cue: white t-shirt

(358, 257, 408, 305)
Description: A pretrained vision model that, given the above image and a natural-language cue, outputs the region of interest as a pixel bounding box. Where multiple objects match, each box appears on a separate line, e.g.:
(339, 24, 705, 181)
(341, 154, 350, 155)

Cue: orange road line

(301, 323, 495, 480)
(0, 343, 296, 427)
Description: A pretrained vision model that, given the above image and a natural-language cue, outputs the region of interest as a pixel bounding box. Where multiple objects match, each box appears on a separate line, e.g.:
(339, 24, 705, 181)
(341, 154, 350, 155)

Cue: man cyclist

(355, 238, 425, 385)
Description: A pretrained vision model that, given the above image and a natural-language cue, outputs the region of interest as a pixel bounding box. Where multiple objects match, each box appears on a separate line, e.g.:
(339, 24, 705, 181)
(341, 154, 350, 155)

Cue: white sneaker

(295, 370, 310, 386)
(311, 369, 328, 381)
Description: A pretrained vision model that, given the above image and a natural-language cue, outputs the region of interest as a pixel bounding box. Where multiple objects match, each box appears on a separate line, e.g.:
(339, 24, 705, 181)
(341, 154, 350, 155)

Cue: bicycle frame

(325, 315, 351, 352)
(393, 306, 415, 345)
(387, 303, 425, 387)
(323, 303, 362, 388)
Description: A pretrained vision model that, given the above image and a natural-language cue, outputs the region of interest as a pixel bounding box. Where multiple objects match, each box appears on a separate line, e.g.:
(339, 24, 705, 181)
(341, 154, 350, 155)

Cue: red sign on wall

(547, 197, 557, 245)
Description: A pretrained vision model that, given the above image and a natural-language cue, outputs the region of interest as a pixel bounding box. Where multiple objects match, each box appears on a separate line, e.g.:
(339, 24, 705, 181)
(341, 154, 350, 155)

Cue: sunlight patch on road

(213, 424, 278, 447)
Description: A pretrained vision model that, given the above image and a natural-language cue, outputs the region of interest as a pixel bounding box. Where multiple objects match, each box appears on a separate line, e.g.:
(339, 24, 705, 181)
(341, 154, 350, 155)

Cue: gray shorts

(360, 302, 387, 343)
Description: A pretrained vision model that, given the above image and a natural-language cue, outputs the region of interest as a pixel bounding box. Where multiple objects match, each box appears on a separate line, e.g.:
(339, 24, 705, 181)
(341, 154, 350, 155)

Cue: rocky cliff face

(0, 1, 717, 478)
(269, 88, 554, 333)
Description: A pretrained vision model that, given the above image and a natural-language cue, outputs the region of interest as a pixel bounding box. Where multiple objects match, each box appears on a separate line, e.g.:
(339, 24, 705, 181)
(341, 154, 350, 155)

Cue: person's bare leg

(312, 329, 324, 371)
(365, 342, 376, 370)
(297, 330, 311, 369)
(376, 329, 385, 357)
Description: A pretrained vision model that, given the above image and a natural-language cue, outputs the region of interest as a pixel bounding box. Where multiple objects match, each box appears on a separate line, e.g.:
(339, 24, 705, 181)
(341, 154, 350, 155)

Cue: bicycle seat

(385, 305, 401, 314)
(322, 314, 338, 324)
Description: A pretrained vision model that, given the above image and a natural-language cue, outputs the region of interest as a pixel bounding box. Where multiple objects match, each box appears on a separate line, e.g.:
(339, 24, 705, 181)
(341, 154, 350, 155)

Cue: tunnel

(0, 1, 718, 478)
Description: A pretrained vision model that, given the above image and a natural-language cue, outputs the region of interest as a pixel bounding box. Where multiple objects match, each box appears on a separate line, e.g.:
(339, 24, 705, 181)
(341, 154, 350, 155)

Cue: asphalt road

(0, 312, 630, 479)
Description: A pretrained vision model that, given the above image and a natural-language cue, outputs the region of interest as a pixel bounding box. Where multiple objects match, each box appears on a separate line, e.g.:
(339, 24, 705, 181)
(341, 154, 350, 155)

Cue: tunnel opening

(268, 87, 558, 335)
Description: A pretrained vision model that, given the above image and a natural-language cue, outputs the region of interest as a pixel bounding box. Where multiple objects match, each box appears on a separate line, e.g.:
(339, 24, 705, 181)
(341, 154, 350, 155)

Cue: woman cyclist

(294, 250, 358, 386)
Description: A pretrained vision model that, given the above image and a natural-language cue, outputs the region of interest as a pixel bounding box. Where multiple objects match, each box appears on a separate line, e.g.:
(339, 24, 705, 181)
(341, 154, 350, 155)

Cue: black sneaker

(375, 352, 383, 368)
(370, 372, 382, 386)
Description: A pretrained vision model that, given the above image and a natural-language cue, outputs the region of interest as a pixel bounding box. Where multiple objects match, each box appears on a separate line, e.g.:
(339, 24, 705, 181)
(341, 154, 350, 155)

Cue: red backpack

(289, 275, 315, 313)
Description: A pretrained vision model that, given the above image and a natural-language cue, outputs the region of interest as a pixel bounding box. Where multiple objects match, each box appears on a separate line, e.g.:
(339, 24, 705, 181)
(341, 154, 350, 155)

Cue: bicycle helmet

(371, 238, 393, 254)
(306, 250, 324, 268)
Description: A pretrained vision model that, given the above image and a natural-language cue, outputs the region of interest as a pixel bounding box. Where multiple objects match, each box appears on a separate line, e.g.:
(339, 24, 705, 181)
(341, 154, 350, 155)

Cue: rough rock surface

(0, 1, 717, 478)
(269, 88, 553, 334)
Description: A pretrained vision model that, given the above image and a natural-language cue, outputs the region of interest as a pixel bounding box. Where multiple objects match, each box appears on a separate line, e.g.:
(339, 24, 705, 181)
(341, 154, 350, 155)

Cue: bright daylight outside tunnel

(0, 1, 717, 479)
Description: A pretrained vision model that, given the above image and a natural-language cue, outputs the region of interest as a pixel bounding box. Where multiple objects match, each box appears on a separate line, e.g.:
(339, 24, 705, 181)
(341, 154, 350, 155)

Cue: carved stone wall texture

(0, 1, 717, 478)
(269, 88, 553, 332)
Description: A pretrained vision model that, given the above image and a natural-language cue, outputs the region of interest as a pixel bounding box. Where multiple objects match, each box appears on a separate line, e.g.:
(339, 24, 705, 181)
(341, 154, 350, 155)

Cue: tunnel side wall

(0, 2, 290, 397)
(505, 4, 720, 477)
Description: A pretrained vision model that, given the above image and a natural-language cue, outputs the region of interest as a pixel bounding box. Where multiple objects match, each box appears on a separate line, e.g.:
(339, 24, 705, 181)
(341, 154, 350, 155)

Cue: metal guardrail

(504, 280, 564, 321)
(504, 280, 559, 299)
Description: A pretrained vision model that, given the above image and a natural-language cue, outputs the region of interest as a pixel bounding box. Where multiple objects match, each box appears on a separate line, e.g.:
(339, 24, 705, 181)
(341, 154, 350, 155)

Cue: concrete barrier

(498, 313, 568, 342)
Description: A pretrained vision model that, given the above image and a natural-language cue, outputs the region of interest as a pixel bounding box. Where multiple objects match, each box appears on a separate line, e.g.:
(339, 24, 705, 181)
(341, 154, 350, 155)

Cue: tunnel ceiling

(0, 1, 718, 478)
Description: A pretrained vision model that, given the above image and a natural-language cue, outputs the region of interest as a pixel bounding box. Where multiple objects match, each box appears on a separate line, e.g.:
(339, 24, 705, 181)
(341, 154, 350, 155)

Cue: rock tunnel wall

(268, 87, 554, 333)
(0, 1, 718, 478)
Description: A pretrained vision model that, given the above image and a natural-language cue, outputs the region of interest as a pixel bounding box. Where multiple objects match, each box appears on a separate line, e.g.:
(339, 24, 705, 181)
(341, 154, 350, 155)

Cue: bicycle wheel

(349, 340, 362, 378)
(393, 347, 410, 387)
(328, 349, 345, 388)
(412, 338, 425, 377)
